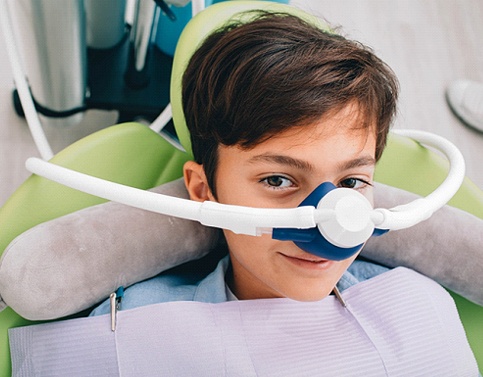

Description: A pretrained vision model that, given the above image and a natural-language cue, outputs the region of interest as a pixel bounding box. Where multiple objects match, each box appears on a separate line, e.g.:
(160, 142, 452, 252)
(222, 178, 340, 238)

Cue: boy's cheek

(361, 185, 375, 206)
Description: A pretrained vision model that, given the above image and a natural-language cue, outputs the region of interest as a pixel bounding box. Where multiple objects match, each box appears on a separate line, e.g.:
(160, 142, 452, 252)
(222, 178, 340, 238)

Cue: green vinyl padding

(0, 122, 191, 376)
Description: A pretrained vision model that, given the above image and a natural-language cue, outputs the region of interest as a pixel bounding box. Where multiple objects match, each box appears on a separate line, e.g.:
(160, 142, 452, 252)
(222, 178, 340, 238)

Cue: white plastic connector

(316, 188, 375, 248)
(198, 201, 317, 236)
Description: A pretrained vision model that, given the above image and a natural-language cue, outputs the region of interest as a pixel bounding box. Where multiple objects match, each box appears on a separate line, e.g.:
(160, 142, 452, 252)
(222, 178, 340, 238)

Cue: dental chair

(0, 2, 482, 375)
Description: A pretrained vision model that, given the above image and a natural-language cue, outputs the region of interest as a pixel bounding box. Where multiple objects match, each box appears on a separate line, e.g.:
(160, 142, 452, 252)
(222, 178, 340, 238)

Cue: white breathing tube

(372, 129, 466, 230)
(25, 128, 466, 239)
(25, 156, 321, 236)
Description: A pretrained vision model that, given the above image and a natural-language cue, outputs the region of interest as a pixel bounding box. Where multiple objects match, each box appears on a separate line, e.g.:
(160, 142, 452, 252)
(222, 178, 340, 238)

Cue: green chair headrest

(170, 1, 329, 157)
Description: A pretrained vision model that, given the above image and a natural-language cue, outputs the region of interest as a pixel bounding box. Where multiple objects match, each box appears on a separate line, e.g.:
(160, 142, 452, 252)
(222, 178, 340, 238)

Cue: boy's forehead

(264, 103, 377, 148)
(215, 102, 378, 175)
(226, 115, 377, 167)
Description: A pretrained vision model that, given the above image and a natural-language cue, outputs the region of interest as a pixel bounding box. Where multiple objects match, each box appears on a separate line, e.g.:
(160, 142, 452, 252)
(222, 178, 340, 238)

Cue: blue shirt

(90, 256, 389, 316)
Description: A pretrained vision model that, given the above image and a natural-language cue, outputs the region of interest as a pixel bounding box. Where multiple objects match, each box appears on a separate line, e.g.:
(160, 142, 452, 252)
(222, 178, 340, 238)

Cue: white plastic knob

(317, 188, 375, 248)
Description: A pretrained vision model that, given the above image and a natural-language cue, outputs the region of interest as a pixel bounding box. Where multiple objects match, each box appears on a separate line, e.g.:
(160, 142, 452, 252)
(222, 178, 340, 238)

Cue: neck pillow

(0, 179, 482, 320)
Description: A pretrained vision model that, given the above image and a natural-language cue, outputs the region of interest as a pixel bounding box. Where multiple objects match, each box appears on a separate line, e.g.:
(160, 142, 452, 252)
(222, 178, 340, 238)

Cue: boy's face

(185, 104, 377, 301)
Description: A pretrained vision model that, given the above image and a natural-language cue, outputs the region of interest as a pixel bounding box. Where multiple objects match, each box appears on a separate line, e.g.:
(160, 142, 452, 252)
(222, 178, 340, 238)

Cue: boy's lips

(278, 252, 334, 270)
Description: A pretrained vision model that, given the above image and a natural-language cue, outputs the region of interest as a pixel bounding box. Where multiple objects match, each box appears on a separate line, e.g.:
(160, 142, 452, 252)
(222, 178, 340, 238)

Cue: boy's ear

(183, 161, 213, 202)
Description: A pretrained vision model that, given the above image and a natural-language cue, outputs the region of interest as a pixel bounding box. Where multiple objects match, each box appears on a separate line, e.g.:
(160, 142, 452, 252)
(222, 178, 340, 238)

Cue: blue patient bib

(9, 268, 478, 376)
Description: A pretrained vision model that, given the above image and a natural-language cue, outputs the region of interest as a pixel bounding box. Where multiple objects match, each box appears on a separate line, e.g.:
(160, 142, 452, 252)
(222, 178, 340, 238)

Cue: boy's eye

(260, 175, 294, 189)
(339, 178, 370, 190)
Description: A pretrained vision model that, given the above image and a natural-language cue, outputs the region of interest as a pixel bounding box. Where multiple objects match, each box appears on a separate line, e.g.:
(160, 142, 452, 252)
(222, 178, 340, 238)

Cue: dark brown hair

(182, 11, 399, 195)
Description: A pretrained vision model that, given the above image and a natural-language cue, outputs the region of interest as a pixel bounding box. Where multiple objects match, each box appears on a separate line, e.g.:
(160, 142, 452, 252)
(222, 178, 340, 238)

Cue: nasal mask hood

(25, 129, 466, 261)
(272, 182, 384, 260)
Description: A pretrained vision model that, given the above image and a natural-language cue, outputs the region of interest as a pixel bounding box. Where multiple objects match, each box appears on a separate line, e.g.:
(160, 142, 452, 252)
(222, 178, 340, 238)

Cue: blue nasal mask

(272, 182, 387, 261)
(25, 129, 465, 262)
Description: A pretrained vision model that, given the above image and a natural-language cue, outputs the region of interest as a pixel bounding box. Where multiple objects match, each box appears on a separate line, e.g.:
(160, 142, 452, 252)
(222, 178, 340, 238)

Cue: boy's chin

(283, 287, 336, 303)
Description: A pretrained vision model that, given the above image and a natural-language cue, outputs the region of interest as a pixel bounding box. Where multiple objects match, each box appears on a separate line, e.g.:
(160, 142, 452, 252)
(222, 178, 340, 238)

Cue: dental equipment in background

(1, 0, 209, 158)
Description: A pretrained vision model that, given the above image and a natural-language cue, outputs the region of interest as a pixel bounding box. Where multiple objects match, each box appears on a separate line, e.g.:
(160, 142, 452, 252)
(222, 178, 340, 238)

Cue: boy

(90, 10, 477, 374)
(91, 10, 396, 308)
(180, 10, 396, 302)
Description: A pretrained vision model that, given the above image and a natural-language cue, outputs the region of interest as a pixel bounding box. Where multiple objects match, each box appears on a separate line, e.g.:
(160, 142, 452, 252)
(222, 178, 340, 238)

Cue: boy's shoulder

(90, 255, 230, 316)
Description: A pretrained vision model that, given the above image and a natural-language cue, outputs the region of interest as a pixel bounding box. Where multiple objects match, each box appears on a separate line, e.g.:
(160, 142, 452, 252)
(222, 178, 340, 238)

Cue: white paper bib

(9, 267, 478, 376)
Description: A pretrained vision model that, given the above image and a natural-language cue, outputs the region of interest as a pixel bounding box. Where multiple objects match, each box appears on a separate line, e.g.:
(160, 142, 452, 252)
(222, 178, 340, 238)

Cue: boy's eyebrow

(249, 153, 376, 172)
(249, 154, 315, 172)
(337, 156, 376, 171)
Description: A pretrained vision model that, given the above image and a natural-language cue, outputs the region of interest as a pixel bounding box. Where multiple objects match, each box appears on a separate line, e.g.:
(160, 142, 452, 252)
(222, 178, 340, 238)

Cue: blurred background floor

(1, 0, 482, 206)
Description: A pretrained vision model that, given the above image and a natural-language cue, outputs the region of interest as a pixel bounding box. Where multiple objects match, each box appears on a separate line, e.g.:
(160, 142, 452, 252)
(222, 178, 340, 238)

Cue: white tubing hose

(374, 129, 465, 230)
(25, 157, 321, 236)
